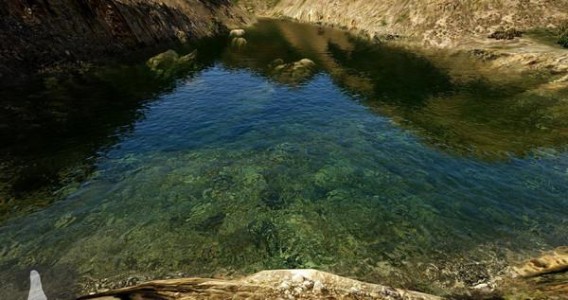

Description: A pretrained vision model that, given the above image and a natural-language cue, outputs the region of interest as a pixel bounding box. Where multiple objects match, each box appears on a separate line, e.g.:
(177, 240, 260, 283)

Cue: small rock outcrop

(146, 49, 197, 78)
(501, 247, 568, 298)
(513, 246, 568, 278)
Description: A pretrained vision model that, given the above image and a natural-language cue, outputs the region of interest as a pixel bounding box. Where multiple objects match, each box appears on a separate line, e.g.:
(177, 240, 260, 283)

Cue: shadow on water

(0, 38, 227, 221)
(0, 19, 567, 299)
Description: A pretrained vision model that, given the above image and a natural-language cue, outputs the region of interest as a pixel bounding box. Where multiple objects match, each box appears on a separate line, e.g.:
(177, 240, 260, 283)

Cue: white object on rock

(28, 270, 47, 300)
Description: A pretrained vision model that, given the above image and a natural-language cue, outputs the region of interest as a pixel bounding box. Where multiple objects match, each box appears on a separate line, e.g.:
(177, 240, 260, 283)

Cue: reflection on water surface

(0, 19, 567, 298)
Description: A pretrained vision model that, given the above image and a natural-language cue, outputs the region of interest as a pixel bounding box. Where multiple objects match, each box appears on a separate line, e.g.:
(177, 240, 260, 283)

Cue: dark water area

(1, 19, 567, 298)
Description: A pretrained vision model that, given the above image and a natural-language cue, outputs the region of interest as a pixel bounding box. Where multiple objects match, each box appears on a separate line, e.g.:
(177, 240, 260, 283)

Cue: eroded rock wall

(0, 0, 250, 82)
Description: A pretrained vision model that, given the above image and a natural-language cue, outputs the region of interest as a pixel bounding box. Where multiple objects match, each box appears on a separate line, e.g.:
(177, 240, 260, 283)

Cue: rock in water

(230, 29, 246, 37)
(146, 50, 180, 72)
(269, 58, 317, 85)
(146, 49, 197, 78)
(27, 270, 47, 300)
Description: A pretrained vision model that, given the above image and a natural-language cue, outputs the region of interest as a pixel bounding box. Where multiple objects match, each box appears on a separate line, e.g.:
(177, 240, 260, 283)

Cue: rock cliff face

(0, 0, 250, 83)
(241, 0, 568, 47)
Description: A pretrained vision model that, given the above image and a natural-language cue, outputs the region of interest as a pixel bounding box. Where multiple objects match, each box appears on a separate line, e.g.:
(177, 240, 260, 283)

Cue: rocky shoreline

(2, 0, 567, 90)
(76, 247, 568, 299)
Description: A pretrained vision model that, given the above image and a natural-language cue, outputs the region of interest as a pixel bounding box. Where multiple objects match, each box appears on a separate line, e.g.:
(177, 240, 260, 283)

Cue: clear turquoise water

(0, 20, 567, 298)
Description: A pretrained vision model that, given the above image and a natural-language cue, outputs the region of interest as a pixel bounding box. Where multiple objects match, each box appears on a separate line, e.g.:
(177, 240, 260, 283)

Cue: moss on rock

(146, 49, 197, 79)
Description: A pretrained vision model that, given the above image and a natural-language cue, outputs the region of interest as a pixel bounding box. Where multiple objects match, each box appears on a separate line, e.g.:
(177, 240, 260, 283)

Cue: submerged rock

(269, 58, 317, 85)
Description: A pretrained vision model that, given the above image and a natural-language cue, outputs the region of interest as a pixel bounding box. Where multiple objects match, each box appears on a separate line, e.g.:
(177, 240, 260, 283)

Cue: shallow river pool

(0, 19, 567, 298)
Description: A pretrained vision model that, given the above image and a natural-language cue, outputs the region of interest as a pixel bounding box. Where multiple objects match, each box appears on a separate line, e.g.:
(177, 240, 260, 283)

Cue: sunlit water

(1, 20, 567, 298)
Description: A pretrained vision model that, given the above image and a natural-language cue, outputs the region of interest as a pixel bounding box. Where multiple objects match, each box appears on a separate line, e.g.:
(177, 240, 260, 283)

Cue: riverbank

(240, 0, 568, 48)
(79, 247, 568, 299)
(240, 0, 568, 93)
